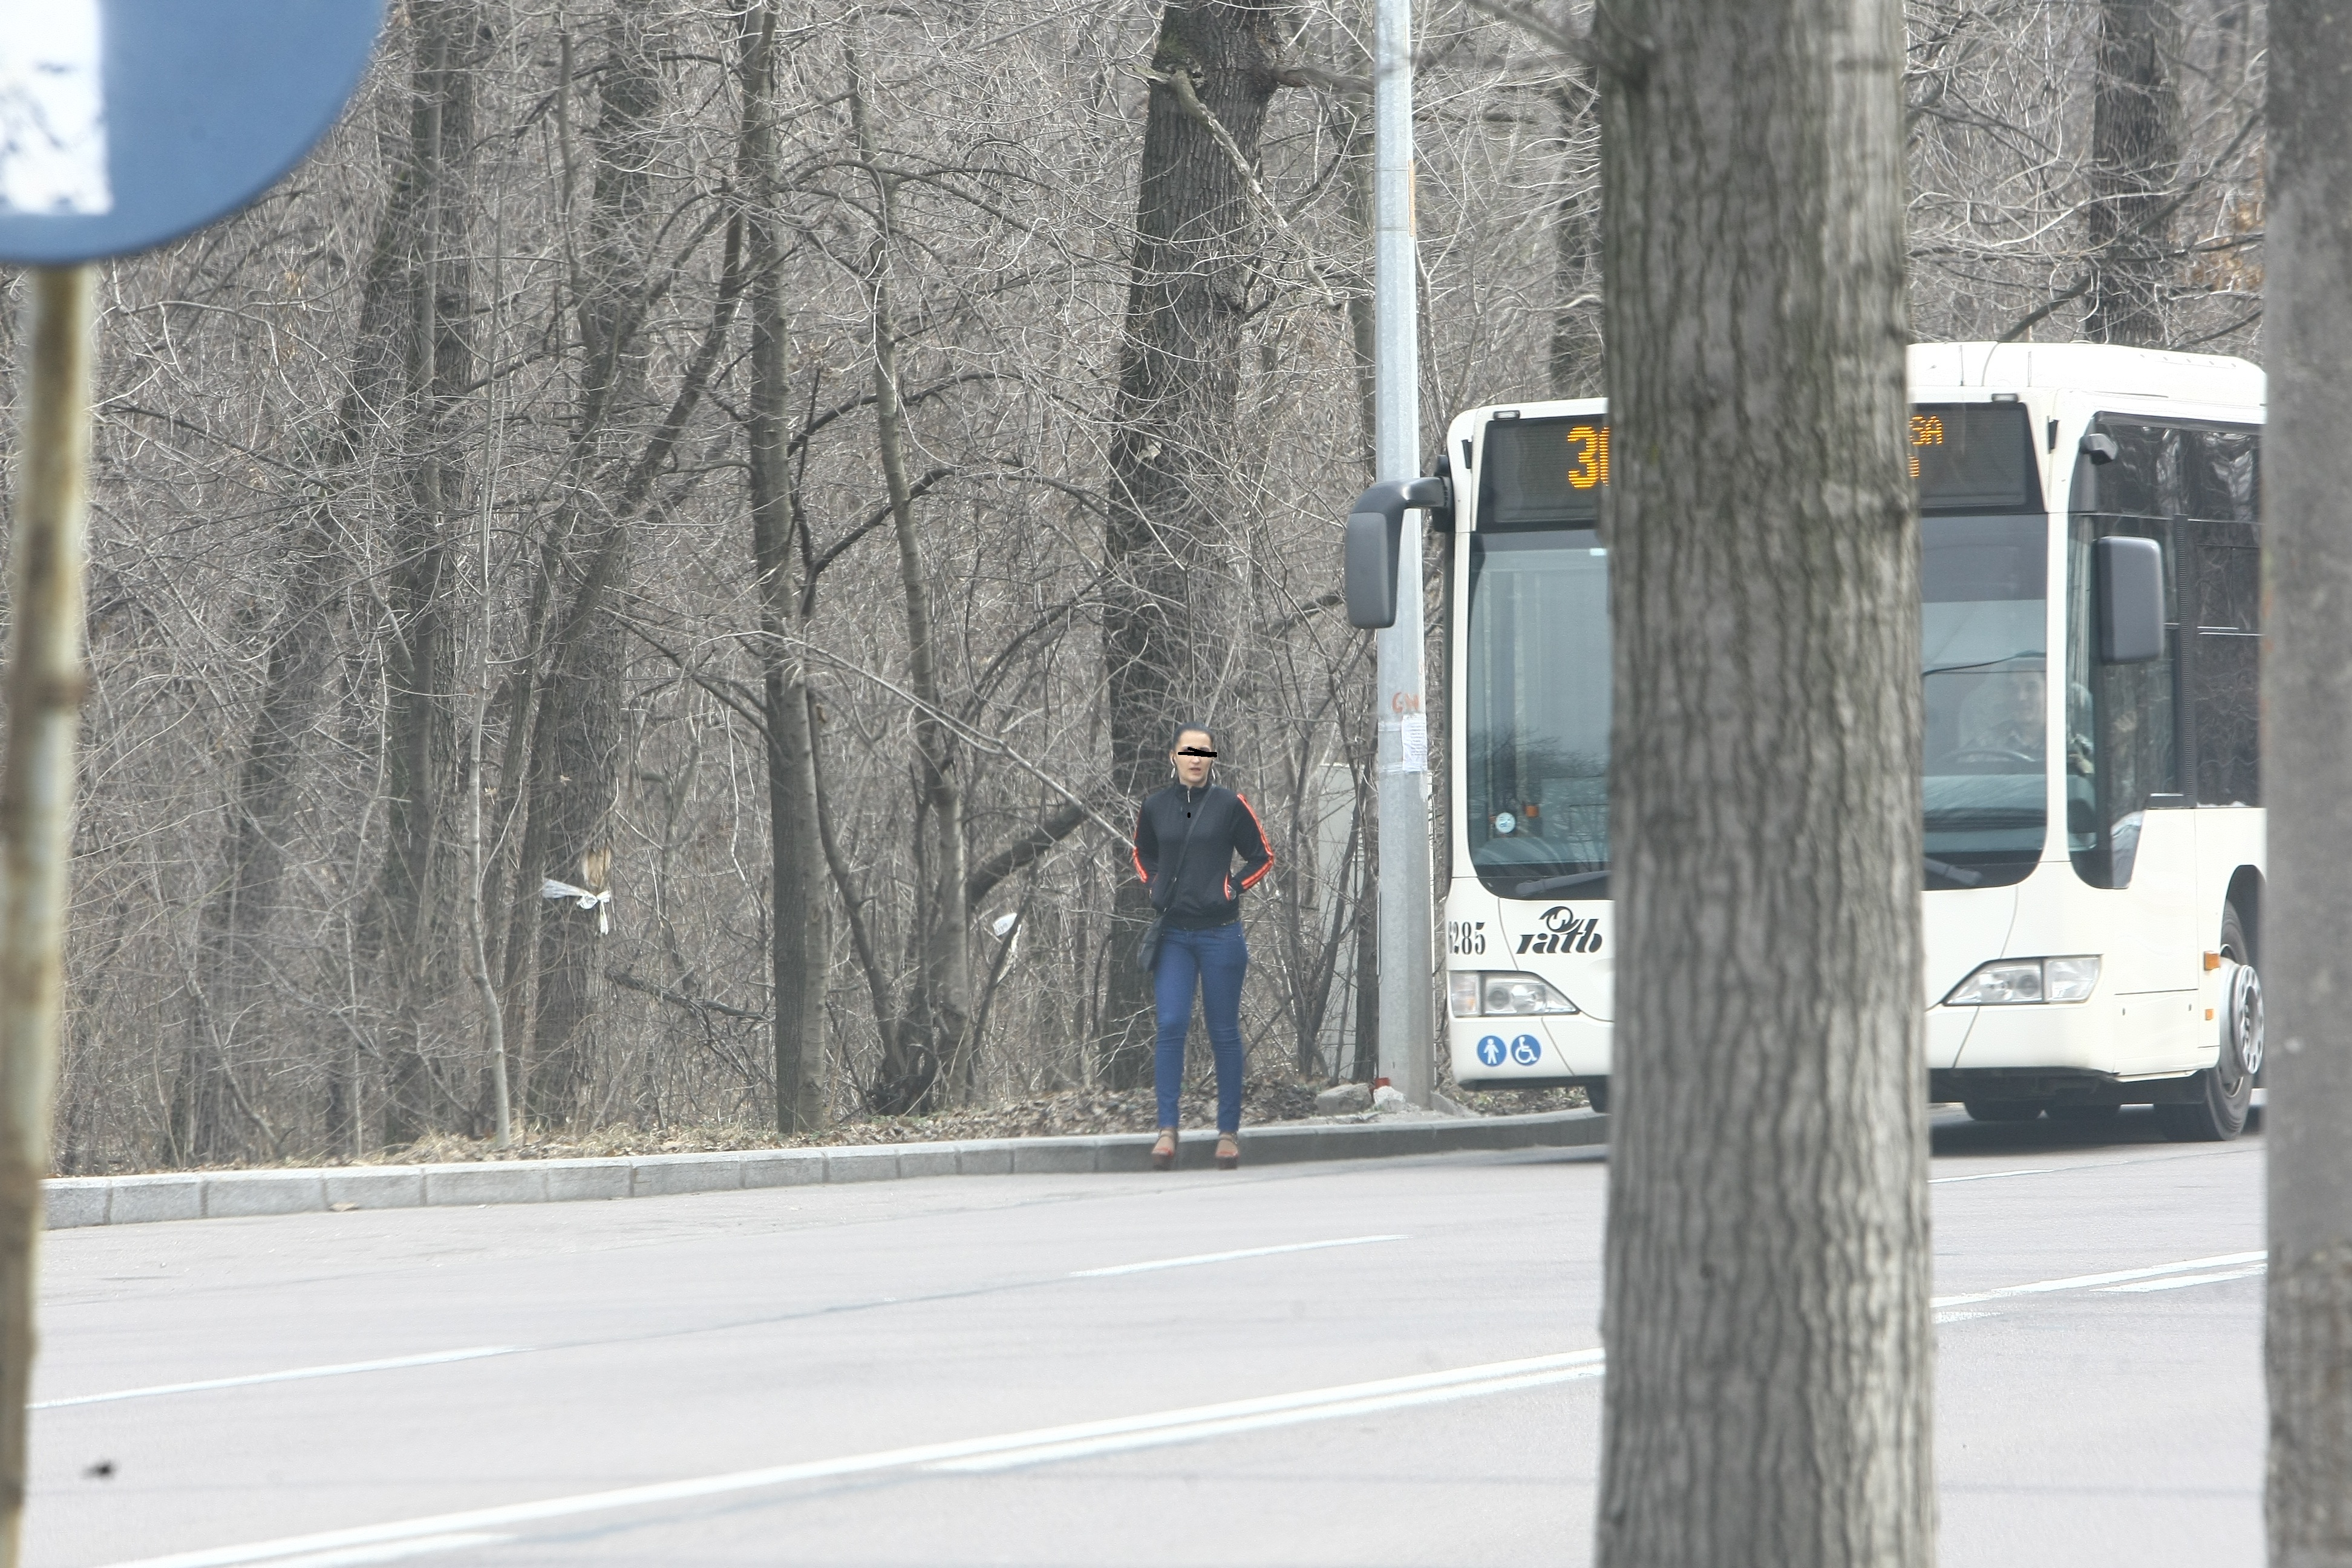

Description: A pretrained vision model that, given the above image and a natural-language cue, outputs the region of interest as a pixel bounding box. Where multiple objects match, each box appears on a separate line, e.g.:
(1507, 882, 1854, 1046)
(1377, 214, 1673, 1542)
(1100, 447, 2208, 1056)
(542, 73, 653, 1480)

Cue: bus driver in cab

(1956, 669, 2046, 764)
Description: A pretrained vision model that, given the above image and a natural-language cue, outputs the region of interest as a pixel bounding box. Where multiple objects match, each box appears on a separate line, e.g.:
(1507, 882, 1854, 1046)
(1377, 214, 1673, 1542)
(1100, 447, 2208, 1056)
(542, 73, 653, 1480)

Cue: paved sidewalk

(44, 1108, 1609, 1229)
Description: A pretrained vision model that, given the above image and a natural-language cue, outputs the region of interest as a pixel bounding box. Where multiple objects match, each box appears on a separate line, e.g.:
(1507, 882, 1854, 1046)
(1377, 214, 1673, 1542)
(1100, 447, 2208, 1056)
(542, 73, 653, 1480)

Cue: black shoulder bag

(1134, 794, 1202, 973)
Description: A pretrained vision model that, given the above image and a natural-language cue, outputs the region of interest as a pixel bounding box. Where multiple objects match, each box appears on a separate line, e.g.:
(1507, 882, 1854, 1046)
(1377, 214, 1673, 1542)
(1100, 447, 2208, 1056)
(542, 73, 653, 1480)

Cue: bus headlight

(1942, 956, 2100, 1005)
(1449, 972, 1581, 1016)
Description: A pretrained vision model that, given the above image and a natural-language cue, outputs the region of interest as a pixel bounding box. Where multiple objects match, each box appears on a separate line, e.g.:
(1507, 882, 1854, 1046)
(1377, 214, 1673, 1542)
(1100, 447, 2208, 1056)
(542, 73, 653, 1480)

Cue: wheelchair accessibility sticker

(1510, 1034, 1543, 1066)
(1476, 1035, 1507, 1068)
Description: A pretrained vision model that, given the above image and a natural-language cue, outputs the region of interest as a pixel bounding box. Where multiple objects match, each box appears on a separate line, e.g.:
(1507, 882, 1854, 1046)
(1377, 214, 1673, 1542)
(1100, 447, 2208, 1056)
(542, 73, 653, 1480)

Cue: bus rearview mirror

(1344, 511, 1400, 629)
(2096, 534, 2164, 663)
(1343, 476, 1451, 629)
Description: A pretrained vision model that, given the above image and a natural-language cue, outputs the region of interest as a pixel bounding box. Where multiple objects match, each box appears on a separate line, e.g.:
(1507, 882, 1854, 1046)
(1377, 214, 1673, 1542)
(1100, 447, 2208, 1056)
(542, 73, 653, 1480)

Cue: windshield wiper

(1924, 856, 1985, 887)
(1514, 869, 1610, 898)
(1922, 650, 2045, 677)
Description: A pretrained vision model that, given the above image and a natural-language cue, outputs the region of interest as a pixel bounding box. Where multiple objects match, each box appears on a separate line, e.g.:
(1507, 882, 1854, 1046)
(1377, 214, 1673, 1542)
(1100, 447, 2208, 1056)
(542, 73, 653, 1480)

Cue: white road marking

(1070, 1235, 1407, 1278)
(1933, 1312, 1991, 1324)
(252, 1535, 509, 1568)
(1930, 1168, 2057, 1184)
(931, 1360, 1605, 1472)
(32, 1347, 525, 1410)
(1933, 1251, 2266, 1308)
(40, 1242, 1404, 1415)
(2097, 1264, 2266, 1293)
(90, 1350, 1605, 1568)
(87, 1245, 2265, 1565)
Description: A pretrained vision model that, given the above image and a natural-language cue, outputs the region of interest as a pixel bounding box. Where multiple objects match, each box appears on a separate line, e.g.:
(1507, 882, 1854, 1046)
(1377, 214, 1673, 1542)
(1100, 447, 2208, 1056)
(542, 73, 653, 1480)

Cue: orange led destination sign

(1909, 413, 1944, 478)
(1479, 419, 1612, 528)
(1479, 402, 2037, 528)
(1907, 403, 2037, 511)
(1566, 423, 1609, 489)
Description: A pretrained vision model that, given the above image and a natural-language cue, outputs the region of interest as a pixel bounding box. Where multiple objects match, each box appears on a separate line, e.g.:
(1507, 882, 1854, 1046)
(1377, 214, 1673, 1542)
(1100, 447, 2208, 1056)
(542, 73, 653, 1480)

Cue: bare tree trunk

(2262, 5, 2352, 1554)
(465, 574, 512, 1149)
(1097, 2, 1285, 1088)
(847, 33, 973, 1106)
(743, 3, 829, 1134)
(1594, 0, 1931, 1553)
(178, 539, 341, 1164)
(379, 0, 483, 1145)
(1327, 93, 1377, 469)
(525, 0, 665, 1122)
(2083, 0, 2180, 345)
(176, 5, 471, 1163)
(812, 719, 917, 1108)
(1547, 49, 1602, 397)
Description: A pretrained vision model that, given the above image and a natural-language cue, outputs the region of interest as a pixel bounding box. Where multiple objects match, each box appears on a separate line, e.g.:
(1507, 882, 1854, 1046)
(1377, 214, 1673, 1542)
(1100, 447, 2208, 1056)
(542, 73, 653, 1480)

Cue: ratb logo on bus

(1517, 904, 1602, 955)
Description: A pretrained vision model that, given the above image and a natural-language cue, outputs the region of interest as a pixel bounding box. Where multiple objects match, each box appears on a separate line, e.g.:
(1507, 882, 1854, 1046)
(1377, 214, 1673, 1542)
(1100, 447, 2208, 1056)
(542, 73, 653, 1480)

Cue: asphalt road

(29, 1109, 2264, 1567)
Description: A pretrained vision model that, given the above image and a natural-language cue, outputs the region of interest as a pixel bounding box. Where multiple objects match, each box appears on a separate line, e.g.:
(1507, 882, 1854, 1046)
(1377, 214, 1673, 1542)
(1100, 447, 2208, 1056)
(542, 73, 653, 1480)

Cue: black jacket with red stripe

(1133, 783, 1275, 930)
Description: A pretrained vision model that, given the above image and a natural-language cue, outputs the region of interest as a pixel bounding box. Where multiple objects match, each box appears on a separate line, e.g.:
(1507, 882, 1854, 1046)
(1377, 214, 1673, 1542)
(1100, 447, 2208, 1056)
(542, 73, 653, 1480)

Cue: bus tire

(2156, 904, 2258, 1143)
(1584, 1080, 1609, 1115)
(1964, 1100, 2042, 1122)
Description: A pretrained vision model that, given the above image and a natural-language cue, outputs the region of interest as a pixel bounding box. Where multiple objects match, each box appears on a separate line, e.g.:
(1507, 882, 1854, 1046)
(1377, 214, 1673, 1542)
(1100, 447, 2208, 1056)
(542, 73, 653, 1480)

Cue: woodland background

(0, 0, 2262, 1171)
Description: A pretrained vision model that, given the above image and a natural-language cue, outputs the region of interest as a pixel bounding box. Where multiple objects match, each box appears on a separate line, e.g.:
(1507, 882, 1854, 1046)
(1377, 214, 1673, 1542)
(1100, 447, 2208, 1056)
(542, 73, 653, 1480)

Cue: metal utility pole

(1373, 0, 1435, 1106)
(0, 265, 96, 1565)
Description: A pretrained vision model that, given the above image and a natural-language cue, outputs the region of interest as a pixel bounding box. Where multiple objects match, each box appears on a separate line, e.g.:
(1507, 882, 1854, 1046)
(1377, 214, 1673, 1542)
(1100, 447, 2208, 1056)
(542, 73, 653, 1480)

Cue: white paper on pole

(1400, 713, 1428, 774)
(0, 0, 113, 215)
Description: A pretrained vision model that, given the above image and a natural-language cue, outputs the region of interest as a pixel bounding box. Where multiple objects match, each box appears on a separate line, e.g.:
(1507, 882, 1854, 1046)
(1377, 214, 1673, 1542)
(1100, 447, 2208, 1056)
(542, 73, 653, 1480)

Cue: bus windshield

(1465, 513, 2050, 900)
(1921, 514, 2048, 888)
(1465, 528, 1610, 898)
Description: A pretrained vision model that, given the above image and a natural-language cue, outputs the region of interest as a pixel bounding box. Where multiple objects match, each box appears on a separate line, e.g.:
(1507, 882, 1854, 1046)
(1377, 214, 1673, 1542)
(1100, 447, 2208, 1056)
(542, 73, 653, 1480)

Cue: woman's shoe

(1215, 1134, 1240, 1171)
(1152, 1129, 1178, 1171)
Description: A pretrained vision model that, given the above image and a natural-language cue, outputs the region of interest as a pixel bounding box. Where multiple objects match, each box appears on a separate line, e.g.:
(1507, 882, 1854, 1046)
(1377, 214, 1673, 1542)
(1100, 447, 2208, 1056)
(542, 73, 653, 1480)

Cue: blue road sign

(0, 0, 385, 266)
(1475, 1035, 1506, 1068)
(1510, 1034, 1543, 1066)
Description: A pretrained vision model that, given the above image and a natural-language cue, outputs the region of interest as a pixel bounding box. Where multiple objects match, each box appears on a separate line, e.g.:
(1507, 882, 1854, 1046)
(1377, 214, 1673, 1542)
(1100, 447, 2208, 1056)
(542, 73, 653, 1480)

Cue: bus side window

(2186, 428, 2260, 806)
(2068, 420, 2180, 890)
(2068, 419, 2262, 889)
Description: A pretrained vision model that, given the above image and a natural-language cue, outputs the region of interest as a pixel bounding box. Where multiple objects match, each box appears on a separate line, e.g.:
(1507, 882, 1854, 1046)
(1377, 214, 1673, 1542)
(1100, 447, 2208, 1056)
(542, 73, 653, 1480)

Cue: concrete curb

(43, 1109, 1608, 1231)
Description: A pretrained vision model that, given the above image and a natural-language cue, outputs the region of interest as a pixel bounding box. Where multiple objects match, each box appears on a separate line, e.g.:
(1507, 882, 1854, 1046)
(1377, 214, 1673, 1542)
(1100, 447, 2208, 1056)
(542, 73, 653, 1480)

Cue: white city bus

(1351, 344, 2265, 1140)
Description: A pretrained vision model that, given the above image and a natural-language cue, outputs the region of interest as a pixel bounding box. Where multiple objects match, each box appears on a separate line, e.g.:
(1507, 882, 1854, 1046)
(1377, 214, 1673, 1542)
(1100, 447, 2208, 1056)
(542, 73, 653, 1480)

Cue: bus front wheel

(2156, 903, 2258, 1143)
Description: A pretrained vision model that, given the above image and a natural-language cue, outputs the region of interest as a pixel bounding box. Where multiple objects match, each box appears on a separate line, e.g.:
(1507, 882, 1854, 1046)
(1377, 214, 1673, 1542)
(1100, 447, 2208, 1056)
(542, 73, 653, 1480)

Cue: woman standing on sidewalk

(1134, 722, 1275, 1171)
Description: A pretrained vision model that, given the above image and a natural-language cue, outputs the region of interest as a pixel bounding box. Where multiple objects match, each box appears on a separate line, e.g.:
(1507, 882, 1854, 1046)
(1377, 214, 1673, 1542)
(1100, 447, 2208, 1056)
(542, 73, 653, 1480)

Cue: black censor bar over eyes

(1177, 747, 1218, 757)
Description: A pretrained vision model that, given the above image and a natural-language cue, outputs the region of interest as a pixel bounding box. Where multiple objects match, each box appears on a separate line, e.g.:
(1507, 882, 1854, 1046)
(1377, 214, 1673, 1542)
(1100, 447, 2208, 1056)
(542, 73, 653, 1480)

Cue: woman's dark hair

(1169, 721, 1215, 751)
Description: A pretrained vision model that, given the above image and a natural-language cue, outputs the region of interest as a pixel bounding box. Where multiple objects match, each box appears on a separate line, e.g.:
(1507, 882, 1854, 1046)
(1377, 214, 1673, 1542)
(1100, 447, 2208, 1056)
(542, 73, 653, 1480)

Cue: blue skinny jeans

(1152, 920, 1248, 1134)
